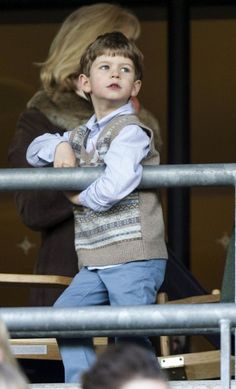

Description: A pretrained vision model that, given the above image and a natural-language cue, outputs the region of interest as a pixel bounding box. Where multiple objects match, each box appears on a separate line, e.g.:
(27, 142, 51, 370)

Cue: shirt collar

(86, 100, 135, 136)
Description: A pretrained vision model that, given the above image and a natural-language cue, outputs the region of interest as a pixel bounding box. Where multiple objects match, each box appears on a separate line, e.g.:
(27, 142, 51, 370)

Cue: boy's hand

(64, 191, 80, 205)
(55, 143, 79, 205)
(54, 142, 76, 168)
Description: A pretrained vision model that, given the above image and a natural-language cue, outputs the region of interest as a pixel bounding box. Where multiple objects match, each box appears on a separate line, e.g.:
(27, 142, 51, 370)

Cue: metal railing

(0, 163, 236, 389)
(1, 163, 236, 190)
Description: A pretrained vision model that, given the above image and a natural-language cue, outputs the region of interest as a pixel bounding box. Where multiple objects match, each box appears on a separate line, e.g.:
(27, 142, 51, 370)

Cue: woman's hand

(54, 142, 76, 168)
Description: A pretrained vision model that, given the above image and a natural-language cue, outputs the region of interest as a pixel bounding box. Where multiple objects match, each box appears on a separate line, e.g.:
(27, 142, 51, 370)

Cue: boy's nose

(111, 69, 120, 78)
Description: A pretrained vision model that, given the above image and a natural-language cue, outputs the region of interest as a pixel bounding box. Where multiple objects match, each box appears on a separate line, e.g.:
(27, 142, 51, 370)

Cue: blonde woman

(8, 3, 161, 307)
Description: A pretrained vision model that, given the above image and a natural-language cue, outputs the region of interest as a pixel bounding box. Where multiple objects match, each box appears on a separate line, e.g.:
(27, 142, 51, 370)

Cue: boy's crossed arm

(54, 142, 79, 204)
(26, 132, 79, 203)
(54, 142, 76, 168)
(26, 132, 74, 167)
(26, 125, 150, 211)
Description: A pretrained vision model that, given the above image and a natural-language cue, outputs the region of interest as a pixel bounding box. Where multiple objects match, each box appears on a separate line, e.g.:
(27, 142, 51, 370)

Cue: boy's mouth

(107, 83, 121, 90)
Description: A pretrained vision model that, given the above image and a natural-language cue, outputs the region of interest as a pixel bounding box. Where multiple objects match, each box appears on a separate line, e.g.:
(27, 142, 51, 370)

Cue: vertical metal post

(167, 0, 190, 268)
(234, 185, 236, 381)
(220, 319, 231, 389)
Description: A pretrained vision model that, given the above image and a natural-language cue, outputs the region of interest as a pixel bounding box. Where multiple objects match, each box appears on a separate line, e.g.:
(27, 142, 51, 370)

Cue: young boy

(82, 344, 170, 389)
(27, 32, 168, 383)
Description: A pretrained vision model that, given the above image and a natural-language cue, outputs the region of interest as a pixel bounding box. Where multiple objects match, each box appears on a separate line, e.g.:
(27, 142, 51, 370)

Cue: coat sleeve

(8, 108, 74, 231)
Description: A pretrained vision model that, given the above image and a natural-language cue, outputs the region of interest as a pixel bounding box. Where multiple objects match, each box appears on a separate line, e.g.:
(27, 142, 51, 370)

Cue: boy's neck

(92, 98, 129, 121)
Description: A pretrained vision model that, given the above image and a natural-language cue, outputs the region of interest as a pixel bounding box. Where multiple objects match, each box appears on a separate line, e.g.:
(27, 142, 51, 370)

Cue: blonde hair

(40, 3, 141, 95)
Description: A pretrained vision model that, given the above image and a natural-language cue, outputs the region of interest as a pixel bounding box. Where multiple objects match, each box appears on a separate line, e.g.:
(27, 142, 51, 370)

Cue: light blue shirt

(27, 101, 150, 212)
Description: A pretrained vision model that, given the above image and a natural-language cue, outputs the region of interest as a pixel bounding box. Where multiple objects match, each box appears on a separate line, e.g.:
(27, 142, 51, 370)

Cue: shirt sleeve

(79, 124, 150, 212)
(26, 132, 70, 166)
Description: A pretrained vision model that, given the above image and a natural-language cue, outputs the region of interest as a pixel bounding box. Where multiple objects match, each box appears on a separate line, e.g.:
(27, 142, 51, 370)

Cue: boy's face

(78, 54, 141, 110)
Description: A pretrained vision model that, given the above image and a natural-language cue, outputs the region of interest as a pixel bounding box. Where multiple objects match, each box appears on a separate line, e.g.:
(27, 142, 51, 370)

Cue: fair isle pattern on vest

(73, 192, 141, 249)
(69, 115, 148, 251)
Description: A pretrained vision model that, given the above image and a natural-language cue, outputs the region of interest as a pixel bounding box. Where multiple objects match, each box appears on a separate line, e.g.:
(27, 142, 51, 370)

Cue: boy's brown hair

(79, 31, 144, 81)
(40, 3, 141, 94)
(82, 344, 169, 389)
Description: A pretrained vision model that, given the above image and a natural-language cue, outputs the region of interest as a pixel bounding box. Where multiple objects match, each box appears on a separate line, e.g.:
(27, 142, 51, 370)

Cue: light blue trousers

(54, 259, 166, 383)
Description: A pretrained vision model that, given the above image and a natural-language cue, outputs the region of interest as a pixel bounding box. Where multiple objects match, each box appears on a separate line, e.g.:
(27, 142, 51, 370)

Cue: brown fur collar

(27, 90, 162, 150)
(27, 90, 93, 130)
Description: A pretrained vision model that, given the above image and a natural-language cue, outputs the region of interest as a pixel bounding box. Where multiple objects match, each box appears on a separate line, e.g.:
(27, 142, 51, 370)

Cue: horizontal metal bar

(0, 303, 236, 338)
(1, 163, 236, 191)
(27, 381, 236, 389)
(5, 329, 221, 339)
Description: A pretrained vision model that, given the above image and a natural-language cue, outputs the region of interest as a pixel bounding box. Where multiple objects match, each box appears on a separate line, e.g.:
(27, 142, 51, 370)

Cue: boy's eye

(121, 67, 130, 73)
(100, 65, 109, 70)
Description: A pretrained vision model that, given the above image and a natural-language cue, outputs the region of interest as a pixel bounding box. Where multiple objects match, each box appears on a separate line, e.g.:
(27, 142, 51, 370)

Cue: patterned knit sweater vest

(69, 114, 168, 268)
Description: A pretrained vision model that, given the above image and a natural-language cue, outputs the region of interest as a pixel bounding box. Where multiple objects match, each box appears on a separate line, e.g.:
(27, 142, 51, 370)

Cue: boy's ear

(131, 80, 142, 97)
(75, 74, 91, 94)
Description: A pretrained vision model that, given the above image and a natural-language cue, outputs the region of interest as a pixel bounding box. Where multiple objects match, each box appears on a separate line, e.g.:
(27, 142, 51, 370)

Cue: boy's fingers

(54, 161, 76, 168)
(53, 162, 62, 168)
(62, 162, 75, 167)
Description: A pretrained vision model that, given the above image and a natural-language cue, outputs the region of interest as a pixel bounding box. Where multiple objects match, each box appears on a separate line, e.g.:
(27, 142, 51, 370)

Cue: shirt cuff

(38, 139, 66, 163)
(79, 189, 111, 212)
